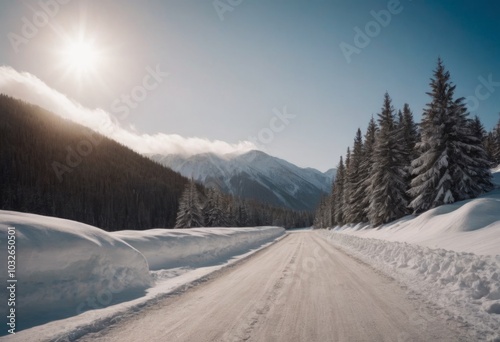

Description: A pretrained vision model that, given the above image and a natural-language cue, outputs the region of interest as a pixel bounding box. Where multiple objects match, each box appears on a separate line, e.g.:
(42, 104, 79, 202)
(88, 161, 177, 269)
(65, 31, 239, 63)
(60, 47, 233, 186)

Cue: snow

(0, 210, 152, 330)
(327, 172, 500, 256)
(321, 176, 500, 341)
(322, 232, 500, 341)
(0, 210, 284, 339)
(112, 226, 284, 270)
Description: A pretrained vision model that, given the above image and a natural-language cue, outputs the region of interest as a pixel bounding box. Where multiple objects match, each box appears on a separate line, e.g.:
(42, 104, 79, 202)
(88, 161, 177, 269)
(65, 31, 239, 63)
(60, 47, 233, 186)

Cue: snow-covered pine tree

(332, 156, 346, 225)
(461, 113, 494, 197)
(314, 196, 328, 228)
(367, 92, 408, 226)
(409, 59, 493, 213)
(329, 181, 336, 227)
(393, 103, 418, 215)
(494, 115, 500, 164)
(223, 196, 236, 227)
(358, 117, 378, 222)
(344, 129, 365, 224)
(236, 202, 249, 227)
(175, 180, 205, 228)
(204, 187, 230, 227)
(469, 116, 487, 147)
(342, 147, 351, 218)
(203, 187, 215, 225)
(484, 132, 497, 165)
(468, 116, 493, 171)
(313, 206, 321, 228)
(401, 104, 419, 164)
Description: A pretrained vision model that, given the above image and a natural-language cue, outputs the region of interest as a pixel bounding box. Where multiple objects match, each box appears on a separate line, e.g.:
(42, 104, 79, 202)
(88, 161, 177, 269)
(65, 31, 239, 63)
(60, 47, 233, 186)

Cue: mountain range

(150, 150, 335, 211)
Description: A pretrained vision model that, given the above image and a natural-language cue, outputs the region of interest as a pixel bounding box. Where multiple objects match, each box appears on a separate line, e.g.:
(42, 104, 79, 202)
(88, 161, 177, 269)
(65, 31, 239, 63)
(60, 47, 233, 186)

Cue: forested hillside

(0, 94, 189, 230)
(0, 95, 312, 230)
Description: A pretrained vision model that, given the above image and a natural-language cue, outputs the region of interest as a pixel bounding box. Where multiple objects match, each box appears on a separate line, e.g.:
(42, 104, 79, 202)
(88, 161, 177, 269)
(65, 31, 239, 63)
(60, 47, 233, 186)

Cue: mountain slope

(150, 150, 335, 211)
(0, 94, 188, 230)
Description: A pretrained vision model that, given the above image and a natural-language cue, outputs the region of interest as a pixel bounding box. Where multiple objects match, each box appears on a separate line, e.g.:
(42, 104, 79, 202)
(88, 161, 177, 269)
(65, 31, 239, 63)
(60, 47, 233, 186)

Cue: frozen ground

(0, 211, 283, 339)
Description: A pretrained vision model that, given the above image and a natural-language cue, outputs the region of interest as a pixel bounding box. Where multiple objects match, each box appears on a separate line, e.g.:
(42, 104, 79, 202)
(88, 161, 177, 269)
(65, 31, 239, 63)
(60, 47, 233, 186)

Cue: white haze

(0, 66, 256, 156)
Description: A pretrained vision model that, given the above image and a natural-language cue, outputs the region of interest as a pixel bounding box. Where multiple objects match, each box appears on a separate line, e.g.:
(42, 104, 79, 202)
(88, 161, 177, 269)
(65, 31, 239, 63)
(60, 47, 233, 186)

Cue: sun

(54, 27, 110, 90)
(65, 41, 98, 71)
(62, 40, 100, 75)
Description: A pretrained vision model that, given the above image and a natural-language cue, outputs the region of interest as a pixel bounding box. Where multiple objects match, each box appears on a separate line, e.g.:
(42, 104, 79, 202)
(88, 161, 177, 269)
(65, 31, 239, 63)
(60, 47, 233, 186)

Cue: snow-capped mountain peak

(150, 150, 335, 211)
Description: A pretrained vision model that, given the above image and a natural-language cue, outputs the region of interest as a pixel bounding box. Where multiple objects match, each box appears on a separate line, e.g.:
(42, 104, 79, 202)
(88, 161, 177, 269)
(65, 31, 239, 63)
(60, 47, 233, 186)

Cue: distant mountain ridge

(150, 150, 335, 211)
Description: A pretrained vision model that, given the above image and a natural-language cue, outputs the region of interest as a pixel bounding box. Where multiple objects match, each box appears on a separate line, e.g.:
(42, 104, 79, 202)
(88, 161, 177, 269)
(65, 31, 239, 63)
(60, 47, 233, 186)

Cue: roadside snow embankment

(0, 211, 152, 323)
(113, 226, 285, 270)
(0, 210, 285, 335)
(322, 189, 500, 341)
(324, 233, 500, 341)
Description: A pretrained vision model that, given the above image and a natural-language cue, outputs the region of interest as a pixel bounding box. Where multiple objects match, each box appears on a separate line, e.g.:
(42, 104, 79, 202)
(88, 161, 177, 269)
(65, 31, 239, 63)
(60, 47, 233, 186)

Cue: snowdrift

(112, 226, 285, 270)
(332, 189, 500, 256)
(0, 210, 285, 334)
(322, 179, 500, 341)
(323, 233, 500, 341)
(0, 211, 152, 324)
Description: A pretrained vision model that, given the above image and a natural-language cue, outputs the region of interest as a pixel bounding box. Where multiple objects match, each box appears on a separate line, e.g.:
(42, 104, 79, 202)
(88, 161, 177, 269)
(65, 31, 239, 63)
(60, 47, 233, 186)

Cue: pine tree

(329, 181, 336, 226)
(469, 116, 486, 144)
(401, 104, 419, 164)
(236, 202, 249, 227)
(484, 132, 497, 165)
(358, 117, 378, 222)
(314, 196, 330, 228)
(342, 148, 351, 218)
(465, 115, 494, 195)
(409, 59, 493, 213)
(332, 157, 346, 225)
(203, 187, 229, 227)
(395, 103, 418, 214)
(469, 116, 491, 168)
(494, 115, 500, 165)
(175, 180, 205, 228)
(344, 129, 365, 223)
(368, 93, 408, 226)
(223, 196, 236, 227)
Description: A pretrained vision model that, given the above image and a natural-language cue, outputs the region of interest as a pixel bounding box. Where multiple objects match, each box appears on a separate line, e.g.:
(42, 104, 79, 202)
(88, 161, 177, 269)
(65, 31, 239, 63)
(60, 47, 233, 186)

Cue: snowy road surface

(79, 231, 467, 342)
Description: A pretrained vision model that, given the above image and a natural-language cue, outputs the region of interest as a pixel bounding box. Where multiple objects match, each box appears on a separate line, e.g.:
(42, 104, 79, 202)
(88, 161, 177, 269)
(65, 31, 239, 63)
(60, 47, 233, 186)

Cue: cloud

(0, 66, 256, 156)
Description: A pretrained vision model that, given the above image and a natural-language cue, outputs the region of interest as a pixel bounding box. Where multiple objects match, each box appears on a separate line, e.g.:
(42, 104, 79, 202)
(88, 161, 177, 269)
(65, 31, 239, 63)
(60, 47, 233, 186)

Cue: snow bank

(331, 189, 500, 256)
(0, 210, 285, 334)
(112, 226, 285, 270)
(0, 211, 152, 328)
(322, 233, 500, 341)
(322, 175, 500, 341)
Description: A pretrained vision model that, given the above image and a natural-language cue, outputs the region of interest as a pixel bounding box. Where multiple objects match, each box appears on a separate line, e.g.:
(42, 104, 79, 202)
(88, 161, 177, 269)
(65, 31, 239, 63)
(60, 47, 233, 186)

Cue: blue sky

(1, 0, 499, 171)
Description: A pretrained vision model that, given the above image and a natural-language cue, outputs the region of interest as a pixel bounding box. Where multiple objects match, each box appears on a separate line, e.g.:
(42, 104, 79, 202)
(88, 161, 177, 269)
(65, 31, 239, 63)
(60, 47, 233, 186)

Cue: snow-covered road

(77, 231, 467, 342)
